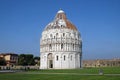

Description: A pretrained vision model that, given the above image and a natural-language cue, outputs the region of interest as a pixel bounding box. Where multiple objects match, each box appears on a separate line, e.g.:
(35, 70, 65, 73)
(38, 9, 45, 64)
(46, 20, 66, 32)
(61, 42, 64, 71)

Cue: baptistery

(40, 10, 82, 69)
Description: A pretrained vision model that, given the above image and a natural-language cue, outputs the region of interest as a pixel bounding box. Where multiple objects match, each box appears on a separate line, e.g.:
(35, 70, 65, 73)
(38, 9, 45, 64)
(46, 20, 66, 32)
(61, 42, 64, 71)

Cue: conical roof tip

(57, 9, 64, 13)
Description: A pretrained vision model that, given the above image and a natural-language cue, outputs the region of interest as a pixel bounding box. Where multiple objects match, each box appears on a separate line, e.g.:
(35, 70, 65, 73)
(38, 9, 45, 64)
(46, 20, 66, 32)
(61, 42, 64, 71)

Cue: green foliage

(34, 56, 40, 65)
(18, 54, 35, 66)
(34, 56, 40, 60)
(0, 57, 6, 66)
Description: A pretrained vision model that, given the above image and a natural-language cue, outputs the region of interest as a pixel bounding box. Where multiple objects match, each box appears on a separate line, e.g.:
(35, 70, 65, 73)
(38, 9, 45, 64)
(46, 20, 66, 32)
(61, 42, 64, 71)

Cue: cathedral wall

(40, 29, 82, 53)
(41, 29, 80, 40)
(40, 28, 82, 69)
(40, 53, 48, 69)
(75, 53, 81, 68)
(54, 53, 61, 69)
(69, 53, 75, 68)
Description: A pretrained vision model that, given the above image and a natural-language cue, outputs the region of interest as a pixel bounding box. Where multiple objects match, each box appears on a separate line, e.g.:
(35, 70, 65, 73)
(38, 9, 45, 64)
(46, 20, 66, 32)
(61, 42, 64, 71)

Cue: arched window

(73, 44, 74, 50)
(78, 34, 80, 39)
(56, 33, 58, 38)
(60, 14, 62, 19)
(71, 55, 72, 61)
(64, 55, 65, 61)
(56, 56, 58, 61)
(74, 32, 76, 37)
(69, 33, 71, 37)
(49, 44, 52, 49)
(63, 33, 65, 37)
(61, 43, 63, 49)
(50, 34, 52, 38)
(56, 33, 58, 36)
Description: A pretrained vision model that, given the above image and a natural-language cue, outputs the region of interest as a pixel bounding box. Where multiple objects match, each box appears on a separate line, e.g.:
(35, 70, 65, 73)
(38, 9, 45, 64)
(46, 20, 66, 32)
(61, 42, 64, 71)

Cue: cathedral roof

(45, 9, 77, 31)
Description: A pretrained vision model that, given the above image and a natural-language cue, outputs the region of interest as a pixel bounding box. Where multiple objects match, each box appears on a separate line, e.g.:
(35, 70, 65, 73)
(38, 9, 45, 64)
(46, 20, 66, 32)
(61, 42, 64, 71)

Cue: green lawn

(0, 73, 120, 80)
(0, 67, 120, 80)
(29, 67, 120, 74)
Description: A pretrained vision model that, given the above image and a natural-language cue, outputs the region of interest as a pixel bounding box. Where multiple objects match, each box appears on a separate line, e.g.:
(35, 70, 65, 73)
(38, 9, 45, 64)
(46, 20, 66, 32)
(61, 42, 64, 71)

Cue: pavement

(24, 72, 120, 76)
(0, 70, 24, 73)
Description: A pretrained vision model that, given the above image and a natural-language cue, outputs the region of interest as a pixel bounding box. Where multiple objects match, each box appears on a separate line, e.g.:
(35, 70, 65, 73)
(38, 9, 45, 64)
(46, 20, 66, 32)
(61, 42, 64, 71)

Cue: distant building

(83, 59, 120, 67)
(40, 9, 82, 69)
(0, 53, 18, 66)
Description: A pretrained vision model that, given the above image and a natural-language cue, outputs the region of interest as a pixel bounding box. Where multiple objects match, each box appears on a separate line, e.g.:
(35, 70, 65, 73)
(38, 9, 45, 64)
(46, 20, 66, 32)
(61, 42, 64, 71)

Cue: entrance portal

(49, 60, 53, 68)
(47, 53, 53, 68)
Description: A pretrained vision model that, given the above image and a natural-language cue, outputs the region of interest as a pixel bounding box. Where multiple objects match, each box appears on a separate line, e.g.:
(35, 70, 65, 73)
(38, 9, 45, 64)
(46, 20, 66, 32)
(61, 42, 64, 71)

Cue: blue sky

(0, 0, 120, 59)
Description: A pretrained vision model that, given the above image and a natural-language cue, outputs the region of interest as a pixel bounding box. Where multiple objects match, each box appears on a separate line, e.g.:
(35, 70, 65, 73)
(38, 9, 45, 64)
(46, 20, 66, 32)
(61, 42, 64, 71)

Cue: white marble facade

(40, 10, 82, 69)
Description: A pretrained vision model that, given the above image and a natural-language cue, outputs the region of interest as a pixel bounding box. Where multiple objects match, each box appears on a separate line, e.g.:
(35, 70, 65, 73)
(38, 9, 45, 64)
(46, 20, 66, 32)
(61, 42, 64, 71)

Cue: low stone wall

(0, 66, 39, 70)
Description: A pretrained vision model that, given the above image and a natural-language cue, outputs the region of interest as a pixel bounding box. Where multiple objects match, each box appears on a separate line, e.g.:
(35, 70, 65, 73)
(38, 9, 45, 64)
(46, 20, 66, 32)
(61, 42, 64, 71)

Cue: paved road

(0, 70, 24, 73)
(24, 72, 120, 76)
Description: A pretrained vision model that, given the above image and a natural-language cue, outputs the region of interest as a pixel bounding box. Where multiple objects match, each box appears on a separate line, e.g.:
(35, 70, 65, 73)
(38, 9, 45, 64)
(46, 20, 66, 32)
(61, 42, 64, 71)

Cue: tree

(0, 57, 6, 66)
(18, 54, 35, 66)
(34, 56, 40, 65)
(26, 54, 34, 65)
(18, 54, 26, 66)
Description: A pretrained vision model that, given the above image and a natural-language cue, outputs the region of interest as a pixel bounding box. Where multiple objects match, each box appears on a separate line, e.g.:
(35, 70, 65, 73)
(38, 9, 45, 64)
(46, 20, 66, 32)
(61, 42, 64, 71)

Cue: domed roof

(45, 9, 77, 31)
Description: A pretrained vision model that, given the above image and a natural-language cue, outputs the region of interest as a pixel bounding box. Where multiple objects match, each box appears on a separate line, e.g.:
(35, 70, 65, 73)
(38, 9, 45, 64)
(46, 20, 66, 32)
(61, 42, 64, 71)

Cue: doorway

(49, 60, 53, 68)
(47, 53, 53, 68)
